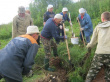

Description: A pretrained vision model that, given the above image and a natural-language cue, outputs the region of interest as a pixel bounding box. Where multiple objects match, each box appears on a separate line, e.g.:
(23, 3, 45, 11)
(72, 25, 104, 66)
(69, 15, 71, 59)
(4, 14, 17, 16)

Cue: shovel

(69, 12, 75, 38)
(80, 48, 91, 66)
(77, 18, 86, 46)
(63, 23, 74, 68)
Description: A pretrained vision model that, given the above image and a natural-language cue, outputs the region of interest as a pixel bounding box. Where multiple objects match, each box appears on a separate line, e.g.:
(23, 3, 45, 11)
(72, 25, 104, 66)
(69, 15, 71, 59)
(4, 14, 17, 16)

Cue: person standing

(43, 4, 55, 25)
(12, 6, 33, 38)
(85, 11, 110, 82)
(78, 8, 93, 43)
(41, 14, 67, 71)
(25, 8, 33, 24)
(57, 7, 72, 42)
(60, 7, 72, 24)
(0, 26, 40, 82)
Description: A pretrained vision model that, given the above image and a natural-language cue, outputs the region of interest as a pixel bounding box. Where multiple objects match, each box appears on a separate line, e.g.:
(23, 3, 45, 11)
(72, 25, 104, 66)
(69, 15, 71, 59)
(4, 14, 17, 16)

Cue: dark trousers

(80, 31, 90, 43)
(36, 35, 40, 45)
(57, 27, 64, 43)
(0, 75, 21, 82)
(0, 75, 2, 80)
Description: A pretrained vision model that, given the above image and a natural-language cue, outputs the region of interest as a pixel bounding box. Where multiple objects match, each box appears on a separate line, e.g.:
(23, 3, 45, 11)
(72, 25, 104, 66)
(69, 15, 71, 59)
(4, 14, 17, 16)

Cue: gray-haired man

(41, 14, 67, 72)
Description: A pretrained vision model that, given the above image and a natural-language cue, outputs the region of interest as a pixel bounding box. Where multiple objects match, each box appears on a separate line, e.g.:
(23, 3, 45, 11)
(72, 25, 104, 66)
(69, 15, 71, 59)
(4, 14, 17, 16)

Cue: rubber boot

(44, 58, 55, 72)
(53, 48, 58, 57)
(54, 54, 58, 57)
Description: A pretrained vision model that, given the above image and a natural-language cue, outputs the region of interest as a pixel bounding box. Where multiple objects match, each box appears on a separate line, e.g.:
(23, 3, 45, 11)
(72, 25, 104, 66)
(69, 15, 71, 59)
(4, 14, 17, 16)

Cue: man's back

(0, 36, 38, 81)
(87, 21, 110, 54)
(41, 18, 56, 39)
(95, 21, 110, 54)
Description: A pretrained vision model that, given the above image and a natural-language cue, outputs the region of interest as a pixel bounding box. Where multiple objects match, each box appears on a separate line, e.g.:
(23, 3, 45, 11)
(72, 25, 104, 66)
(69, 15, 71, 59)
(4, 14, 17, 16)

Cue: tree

(29, 0, 72, 27)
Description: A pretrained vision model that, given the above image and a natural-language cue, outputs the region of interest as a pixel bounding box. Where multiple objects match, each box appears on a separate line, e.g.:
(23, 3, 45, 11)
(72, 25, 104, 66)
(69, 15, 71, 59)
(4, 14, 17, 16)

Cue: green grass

(0, 38, 11, 49)
(23, 70, 45, 82)
(0, 23, 12, 39)
(0, 18, 99, 82)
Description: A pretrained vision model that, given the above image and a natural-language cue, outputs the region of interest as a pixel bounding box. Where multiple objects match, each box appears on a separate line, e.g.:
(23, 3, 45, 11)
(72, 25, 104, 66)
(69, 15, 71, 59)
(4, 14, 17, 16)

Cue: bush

(0, 23, 12, 39)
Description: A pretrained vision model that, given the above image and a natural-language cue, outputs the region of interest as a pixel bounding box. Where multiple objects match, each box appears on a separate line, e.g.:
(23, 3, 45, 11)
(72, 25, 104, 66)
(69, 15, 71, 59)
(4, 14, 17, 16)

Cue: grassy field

(0, 19, 99, 81)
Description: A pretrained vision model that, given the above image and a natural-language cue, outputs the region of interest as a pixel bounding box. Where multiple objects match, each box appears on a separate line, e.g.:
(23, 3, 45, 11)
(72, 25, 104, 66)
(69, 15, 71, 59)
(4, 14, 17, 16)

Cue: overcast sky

(0, 0, 31, 25)
(0, 0, 79, 25)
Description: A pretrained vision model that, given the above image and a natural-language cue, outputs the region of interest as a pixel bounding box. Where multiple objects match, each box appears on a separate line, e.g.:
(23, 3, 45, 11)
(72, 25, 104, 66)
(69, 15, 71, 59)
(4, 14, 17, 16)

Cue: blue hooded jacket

(78, 13, 93, 36)
(0, 35, 39, 81)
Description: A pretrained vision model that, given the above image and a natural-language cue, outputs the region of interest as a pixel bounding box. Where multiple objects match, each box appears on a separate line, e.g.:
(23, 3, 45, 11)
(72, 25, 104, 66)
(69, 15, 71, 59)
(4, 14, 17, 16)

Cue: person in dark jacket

(57, 7, 72, 42)
(77, 8, 93, 43)
(0, 26, 40, 82)
(41, 14, 67, 72)
(43, 4, 55, 25)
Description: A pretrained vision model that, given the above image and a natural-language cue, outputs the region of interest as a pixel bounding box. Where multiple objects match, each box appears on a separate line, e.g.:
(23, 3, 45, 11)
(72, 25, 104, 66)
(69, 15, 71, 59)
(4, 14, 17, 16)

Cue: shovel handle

(63, 23, 71, 60)
(77, 18, 85, 46)
(69, 12, 74, 37)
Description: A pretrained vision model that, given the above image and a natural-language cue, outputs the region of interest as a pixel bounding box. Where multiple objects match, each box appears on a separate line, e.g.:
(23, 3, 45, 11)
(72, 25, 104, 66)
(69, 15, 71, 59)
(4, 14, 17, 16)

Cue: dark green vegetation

(0, 0, 110, 82)
(29, 0, 110, 27)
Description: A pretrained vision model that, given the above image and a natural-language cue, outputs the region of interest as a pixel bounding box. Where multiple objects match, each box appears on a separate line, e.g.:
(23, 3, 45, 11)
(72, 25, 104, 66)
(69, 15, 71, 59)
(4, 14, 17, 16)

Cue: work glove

(59, 25, 63, 29)
(76, 17, 79, 21)
(26, 70, 33, 77)
(70, 23, 73, 26)
(60, 20, 64, 24)
(80, 28, 84, 31)
(64, 35, 67, 39)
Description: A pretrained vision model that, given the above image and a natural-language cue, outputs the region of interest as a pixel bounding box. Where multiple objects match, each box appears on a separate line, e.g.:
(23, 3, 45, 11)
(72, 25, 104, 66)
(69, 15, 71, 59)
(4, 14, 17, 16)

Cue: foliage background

(29, 0, 110, 27)
(0, 0, 110, 81)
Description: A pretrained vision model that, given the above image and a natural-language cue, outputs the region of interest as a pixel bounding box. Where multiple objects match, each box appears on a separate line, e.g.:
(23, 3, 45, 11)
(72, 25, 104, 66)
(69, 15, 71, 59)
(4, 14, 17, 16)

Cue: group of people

(41, 5, 93, 72)
(0, 4, 110, 82)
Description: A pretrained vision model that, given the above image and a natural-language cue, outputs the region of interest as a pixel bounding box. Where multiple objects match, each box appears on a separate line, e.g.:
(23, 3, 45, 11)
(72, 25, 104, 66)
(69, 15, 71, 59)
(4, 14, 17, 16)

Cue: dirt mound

(37, 69, 67, 82)
(92, 67, 105, 82)
(49, 57, 62, 69)
(36, 57, 67, 82)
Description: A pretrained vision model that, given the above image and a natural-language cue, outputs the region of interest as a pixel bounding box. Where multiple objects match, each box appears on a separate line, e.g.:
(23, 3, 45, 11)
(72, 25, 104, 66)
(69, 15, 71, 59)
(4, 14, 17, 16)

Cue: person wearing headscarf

(77, 8, 93, 43)
(43, 4, 55, 25)
(57, 7, 72, 43)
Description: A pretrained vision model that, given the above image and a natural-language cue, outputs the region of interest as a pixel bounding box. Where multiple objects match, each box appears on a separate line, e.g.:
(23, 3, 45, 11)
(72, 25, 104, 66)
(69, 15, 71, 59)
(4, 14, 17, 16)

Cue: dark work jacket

(41, 18, 64, 42)
(0, 35, 39, 81)
(60, 12, 70, 22)
(43, 11, 55, 22)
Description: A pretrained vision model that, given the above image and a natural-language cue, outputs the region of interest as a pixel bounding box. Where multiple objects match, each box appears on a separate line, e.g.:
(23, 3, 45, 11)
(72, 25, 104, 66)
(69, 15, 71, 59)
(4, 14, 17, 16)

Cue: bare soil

(36, 57, 68, 82)
(92, 67, 105, 82)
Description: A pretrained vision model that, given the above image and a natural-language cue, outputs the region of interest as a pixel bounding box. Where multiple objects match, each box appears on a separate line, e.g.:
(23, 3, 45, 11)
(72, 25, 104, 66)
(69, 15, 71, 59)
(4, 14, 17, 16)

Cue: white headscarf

(26, 26, 39, 34)
(62, 7, 68, 12)
(79, 8, 86, 14)
(54, 14, 63, 19)
(47, 5, 53, 11)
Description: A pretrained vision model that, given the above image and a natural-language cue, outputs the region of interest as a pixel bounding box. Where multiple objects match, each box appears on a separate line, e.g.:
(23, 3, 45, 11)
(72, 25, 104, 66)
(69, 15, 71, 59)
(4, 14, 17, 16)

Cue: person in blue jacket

(57, 7, 72, 42)
(43, 4, 55, 26)
(41, 14, 67, 72)
(78, 8, 93, 43)
(0, 26, 40, 82)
